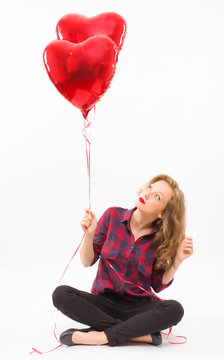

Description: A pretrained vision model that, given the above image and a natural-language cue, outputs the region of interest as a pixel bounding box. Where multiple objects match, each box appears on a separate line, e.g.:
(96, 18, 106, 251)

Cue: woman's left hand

(175, 234, 193, 264)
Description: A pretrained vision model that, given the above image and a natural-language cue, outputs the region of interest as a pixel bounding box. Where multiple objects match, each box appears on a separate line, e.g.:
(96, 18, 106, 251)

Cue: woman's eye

(156, 194, 160, 200)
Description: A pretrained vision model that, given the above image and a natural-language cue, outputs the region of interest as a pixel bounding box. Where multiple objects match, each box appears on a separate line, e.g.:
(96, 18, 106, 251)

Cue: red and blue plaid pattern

(90, 207, 173, 302)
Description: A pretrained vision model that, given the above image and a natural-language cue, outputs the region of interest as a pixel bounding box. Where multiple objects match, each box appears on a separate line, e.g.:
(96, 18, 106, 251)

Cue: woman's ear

(158, 213, 163, 219)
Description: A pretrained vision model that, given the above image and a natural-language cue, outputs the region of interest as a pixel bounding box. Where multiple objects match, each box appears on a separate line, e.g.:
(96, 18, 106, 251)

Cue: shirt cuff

(89, 244, 100, 266)
(151, 270, 174, 292)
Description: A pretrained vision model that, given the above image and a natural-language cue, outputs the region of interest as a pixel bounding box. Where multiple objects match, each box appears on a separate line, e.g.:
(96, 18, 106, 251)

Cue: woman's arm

(80, 231, 95, 267)
(80, 208, 110, 267)
(162, 235, 193, 285)
(80, 209, 97, 267)
(162, 258, 182, 284)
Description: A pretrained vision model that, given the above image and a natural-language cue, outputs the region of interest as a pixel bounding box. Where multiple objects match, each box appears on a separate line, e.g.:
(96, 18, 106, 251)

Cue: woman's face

(136, 180, 173, 219)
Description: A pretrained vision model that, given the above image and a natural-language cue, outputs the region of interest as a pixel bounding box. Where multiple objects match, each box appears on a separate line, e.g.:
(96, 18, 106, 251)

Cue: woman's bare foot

(72, 331, 108, 345)
(72, 330, 153, 345)
(130, 334, 153, 343)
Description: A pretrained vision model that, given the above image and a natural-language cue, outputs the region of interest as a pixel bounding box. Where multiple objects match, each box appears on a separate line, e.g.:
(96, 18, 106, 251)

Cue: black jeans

(52, 285, 184, 346)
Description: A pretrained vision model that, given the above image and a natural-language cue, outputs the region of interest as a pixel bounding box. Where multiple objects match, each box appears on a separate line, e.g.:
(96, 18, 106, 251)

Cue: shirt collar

(120, 207, 158, 236)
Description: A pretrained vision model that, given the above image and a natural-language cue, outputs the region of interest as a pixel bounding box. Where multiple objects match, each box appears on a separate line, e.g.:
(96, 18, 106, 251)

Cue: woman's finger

(184, 240, 193, 245)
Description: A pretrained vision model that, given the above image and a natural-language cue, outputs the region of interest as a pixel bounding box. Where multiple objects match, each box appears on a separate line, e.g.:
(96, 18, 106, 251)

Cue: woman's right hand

(80, 209, 97, 234)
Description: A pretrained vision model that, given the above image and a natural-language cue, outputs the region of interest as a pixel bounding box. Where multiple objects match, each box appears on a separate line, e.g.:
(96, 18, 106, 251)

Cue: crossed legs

(52, 285, 184, 346)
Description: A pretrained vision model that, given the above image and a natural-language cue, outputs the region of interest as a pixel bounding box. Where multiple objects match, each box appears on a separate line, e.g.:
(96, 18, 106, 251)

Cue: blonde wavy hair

(137, 174, 186, 271)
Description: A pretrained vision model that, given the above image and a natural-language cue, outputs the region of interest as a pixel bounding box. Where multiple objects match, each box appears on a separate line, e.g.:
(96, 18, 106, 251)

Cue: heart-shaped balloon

(43, 37, 118, 118)
(56, 12, 127, 55)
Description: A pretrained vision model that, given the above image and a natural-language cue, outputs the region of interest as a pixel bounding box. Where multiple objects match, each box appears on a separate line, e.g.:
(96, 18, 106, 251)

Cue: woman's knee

(162, 299, 184, 324)
(52, 285, 72, 308)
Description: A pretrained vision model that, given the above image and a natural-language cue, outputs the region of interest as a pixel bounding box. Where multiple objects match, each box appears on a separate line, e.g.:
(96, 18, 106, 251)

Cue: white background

(0, 0, 224, 359)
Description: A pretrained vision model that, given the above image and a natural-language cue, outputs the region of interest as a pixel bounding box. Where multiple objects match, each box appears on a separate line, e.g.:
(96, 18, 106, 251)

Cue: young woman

(53, 174, 193, 347)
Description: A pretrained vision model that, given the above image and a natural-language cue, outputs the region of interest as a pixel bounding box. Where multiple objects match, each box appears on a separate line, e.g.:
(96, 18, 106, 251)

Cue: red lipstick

(139, 197, 145, 204)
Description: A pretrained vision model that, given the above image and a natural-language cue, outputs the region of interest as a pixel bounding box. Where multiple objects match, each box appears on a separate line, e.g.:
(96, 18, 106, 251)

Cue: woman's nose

(145, 190, 153, 199)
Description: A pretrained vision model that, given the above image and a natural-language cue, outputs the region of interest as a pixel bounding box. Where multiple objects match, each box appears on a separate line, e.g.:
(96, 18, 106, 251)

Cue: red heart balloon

(56, 12, 127, 55)
(43, 37, 118, 118)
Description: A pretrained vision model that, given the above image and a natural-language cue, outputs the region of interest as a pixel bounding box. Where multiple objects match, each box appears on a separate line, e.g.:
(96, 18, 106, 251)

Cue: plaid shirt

(90, 207, 173, 302)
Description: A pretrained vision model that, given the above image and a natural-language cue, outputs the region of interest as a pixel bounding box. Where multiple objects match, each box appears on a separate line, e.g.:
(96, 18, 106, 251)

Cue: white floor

(1, 266, 223, 360)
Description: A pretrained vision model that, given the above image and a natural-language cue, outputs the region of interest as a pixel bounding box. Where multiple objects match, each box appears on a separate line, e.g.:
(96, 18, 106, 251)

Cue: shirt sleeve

(151, 262, 174, 292)
(90, 207, 111, 266)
